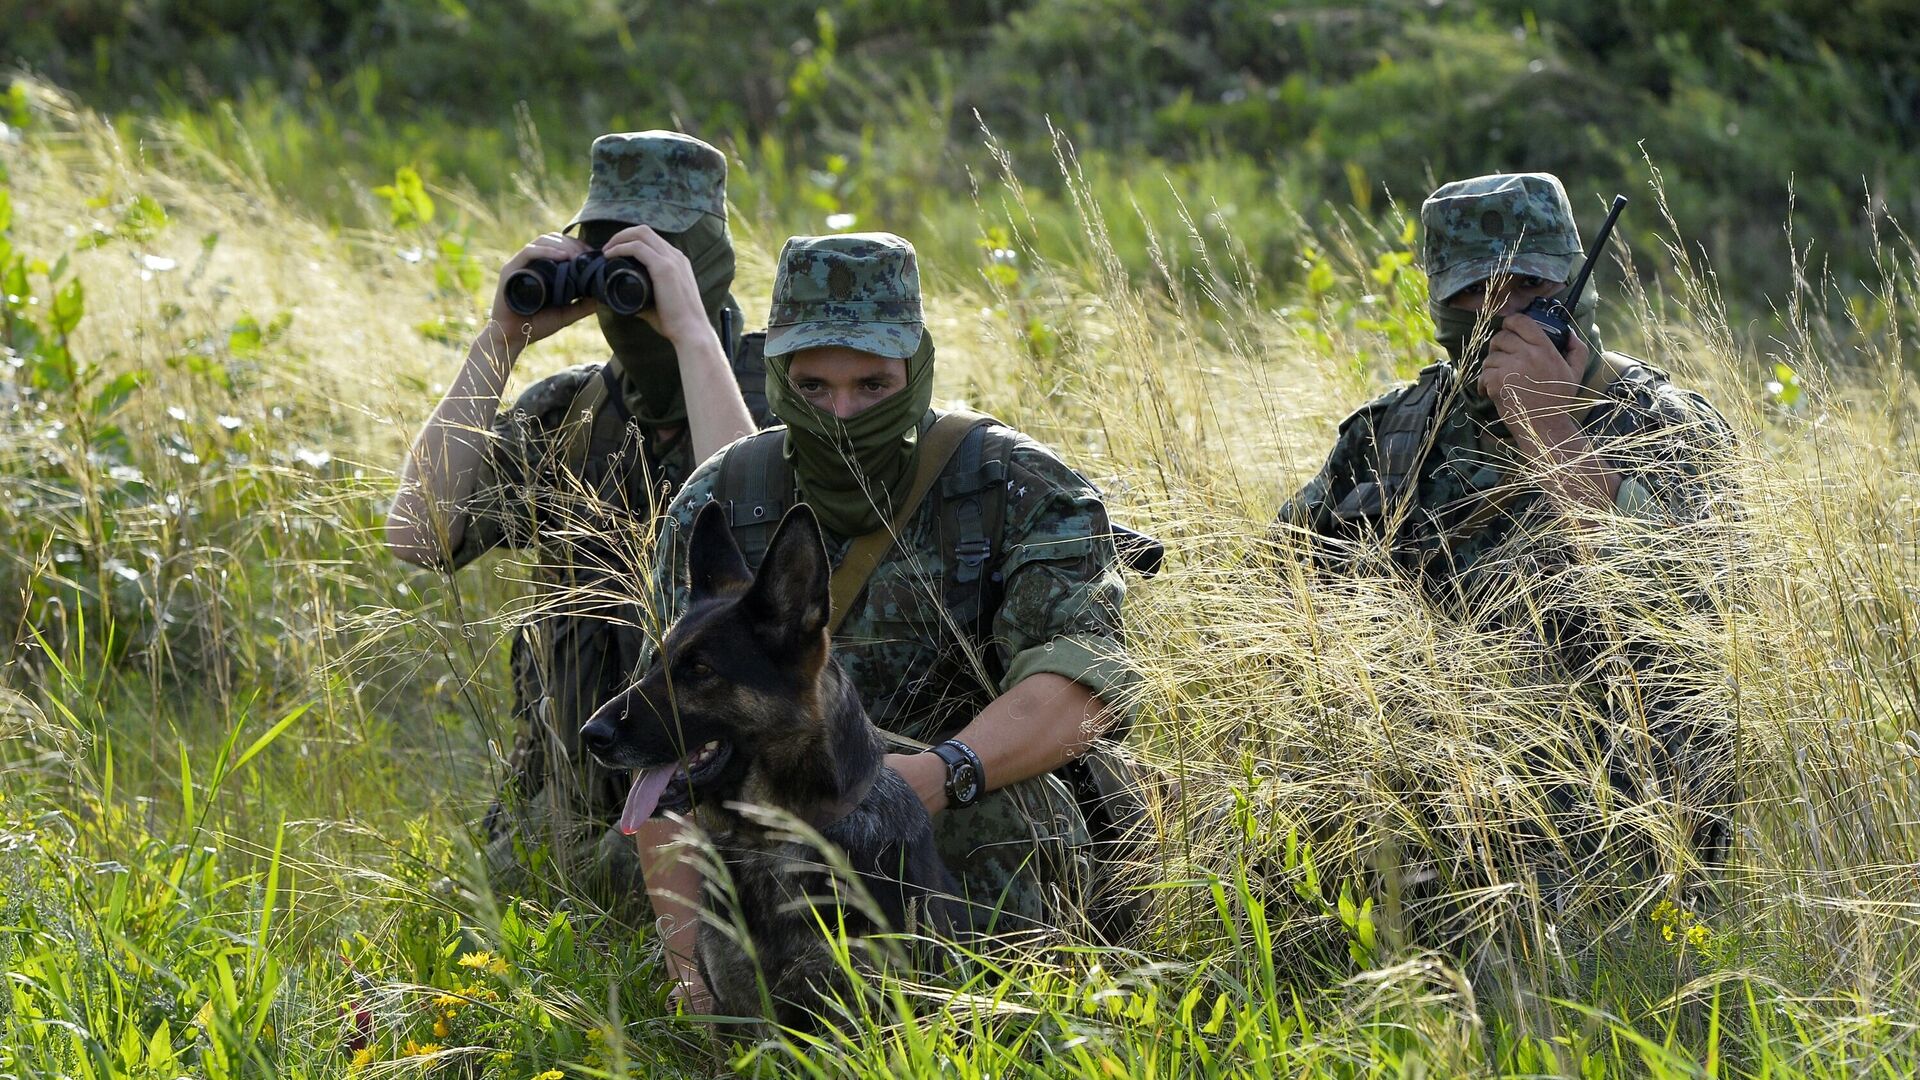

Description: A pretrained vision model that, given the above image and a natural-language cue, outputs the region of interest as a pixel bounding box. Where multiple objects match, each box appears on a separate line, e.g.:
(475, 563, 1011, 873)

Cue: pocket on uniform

(850, 569, 954, 654)
(1332, 481, 1384, 521)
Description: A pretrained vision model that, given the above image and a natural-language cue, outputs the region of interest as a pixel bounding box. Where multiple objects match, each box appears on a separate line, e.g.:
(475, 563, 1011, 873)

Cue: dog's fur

(581, 502, 963, 1028)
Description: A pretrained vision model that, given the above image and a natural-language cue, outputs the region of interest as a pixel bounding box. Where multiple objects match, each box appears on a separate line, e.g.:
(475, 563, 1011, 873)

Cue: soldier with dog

(625, 231, 1145, 1013)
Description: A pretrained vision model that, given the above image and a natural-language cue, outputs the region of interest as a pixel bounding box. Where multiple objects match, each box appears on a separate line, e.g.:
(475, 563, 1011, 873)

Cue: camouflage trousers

(932, 771, 1091, 937)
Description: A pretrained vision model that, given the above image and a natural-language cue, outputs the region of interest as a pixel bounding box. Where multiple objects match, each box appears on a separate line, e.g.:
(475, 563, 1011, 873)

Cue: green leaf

(123, 194, 168, 240)
(375, 165, 435, 229)
(5, 258, 31, 303)
(0, 188, 11, 233)
(50, 278, 85, 335)
(231, 702, 312, 775)
(91, 370, 146, 417)
(2, 80, 28, 131)
(32, 342, 72, 391)
(228, 316, 263, 357)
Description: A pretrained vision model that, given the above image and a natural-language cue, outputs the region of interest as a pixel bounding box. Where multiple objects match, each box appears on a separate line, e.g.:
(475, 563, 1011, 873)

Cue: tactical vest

(560, 324, 774, 484)
(712, 416, 1015, 658)
(1358, 351, 1666, 542)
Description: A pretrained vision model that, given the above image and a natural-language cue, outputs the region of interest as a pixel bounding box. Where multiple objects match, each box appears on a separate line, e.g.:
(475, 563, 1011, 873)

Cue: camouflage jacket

(449, 334, 771, 577)
(641, 413, 1140, 746)
(1275, 353, 1736, 606)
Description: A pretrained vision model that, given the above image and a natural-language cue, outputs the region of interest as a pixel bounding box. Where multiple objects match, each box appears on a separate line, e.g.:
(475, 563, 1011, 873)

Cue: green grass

(5, 79, 1920, 1078)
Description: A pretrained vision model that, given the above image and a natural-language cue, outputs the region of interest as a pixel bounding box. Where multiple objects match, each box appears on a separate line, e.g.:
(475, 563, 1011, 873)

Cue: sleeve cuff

(1001, 633, 1142, 724)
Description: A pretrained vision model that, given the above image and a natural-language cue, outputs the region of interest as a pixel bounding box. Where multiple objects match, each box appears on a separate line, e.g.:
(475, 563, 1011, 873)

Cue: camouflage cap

(764, 232, 925, 360)
(1420, 172, 1583, 302)
(565, 131, 727, 233)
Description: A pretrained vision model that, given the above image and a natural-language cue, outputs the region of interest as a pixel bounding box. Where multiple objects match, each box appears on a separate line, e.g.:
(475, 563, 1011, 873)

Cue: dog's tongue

(618, 766, 678, 835)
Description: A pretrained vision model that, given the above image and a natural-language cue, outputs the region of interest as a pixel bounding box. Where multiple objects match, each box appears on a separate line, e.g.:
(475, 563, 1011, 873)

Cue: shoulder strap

(827, 411, 994, 634)
(709, 427, 792, 564)
(559, 362, 617, 479)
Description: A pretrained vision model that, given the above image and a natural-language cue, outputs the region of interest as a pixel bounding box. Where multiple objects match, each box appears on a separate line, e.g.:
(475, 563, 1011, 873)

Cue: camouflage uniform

(445, 132, 771, 900)
(641, 233, 1141, 933)
(1276, 173, 1739, 882)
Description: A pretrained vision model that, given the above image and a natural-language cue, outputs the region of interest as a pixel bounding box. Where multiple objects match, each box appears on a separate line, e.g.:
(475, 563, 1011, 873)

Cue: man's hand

(885, 751, 949, 816)
(1480, 313, 1590, 448)
(488, 231, 599, 348)
(599, 224, 714, 346)
(1480, 314, 1622, 515)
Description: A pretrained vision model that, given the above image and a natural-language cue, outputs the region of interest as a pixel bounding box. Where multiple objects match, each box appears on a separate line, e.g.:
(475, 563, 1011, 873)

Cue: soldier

(632, 232, 1143, 1011)
(385, 131, 769, 902)
(1274, 172, 1738, 891)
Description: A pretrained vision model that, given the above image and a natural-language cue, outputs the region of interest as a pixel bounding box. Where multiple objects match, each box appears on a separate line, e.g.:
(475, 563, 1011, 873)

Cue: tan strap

(559, 361, 616, 480)
(827, 410, 992, 637)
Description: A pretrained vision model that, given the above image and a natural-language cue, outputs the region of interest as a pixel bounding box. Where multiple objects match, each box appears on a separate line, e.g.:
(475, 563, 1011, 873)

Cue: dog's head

(581, 501, 876, 832)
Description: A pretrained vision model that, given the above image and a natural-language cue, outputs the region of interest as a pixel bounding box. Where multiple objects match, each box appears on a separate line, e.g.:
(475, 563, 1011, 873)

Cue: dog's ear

(687, 500, 752, 602)
(745, 503, 830, 649)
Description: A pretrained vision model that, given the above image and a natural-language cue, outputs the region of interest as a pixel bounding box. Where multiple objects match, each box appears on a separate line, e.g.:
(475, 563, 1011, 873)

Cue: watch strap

(931, 738, 985, 809)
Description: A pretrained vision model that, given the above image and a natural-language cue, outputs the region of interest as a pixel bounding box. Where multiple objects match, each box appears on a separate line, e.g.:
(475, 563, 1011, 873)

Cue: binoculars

(504, 252, 653, 316)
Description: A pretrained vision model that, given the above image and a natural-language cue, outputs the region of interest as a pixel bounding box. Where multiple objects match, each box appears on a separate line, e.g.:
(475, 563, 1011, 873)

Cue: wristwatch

(929, 739, 985, 809)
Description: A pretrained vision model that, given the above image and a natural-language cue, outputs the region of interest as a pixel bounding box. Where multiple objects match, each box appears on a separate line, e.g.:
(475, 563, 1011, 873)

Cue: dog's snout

(579, 716, 618, 757)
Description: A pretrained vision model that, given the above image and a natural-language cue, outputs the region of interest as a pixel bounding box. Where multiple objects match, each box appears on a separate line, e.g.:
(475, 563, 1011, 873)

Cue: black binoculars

(503, 252, 653, 317)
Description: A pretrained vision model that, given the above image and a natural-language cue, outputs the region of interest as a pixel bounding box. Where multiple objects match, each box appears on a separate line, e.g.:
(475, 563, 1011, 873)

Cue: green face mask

(764, 331, 938, 538)
(580, 215, 740, 427)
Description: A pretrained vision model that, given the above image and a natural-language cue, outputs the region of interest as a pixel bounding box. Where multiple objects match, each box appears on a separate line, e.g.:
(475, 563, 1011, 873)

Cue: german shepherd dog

(579, 502, 964, 1028)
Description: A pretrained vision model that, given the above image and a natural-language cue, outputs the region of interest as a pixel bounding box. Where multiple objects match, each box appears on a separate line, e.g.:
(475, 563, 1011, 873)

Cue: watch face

(951, 763, 980, 804)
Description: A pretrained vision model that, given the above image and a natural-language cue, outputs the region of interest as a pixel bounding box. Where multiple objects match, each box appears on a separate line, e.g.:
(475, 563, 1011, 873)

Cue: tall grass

(4, 78, 1920, 1077)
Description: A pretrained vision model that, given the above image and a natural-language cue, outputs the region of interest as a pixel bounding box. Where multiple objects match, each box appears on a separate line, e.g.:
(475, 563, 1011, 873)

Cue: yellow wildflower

(349, 1046, 378, 1071)
(458, 950, 511, 976)
(403, 1040, 445, 1057)
(1686, 924, 1711, 947)
(532, 1070, 566, 1080)
(433, 1016, 451, 1038)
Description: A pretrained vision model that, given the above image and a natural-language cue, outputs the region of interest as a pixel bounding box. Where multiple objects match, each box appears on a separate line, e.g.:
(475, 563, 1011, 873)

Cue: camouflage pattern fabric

(764, 232, 925, 360)
(1275, 352, 1741, 882)
(641, 413, 1139, 931)
(1421, 173, 1583, 303)
(450, 340, 769, 907)
(566, 131, 729, 233)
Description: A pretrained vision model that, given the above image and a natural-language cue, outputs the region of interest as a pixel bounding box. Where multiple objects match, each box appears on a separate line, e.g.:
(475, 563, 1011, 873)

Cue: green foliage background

(12, 0, 1919, 302)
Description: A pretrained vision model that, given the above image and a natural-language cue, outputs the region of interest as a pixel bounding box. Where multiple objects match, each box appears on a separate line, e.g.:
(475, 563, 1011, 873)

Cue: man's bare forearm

(634, 817, 707, 991)
(675, 327, 755, 463)
(1514, 414, 1622, 524)
(890, 672, 1116, 814)
(386, 322, 523, 565)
